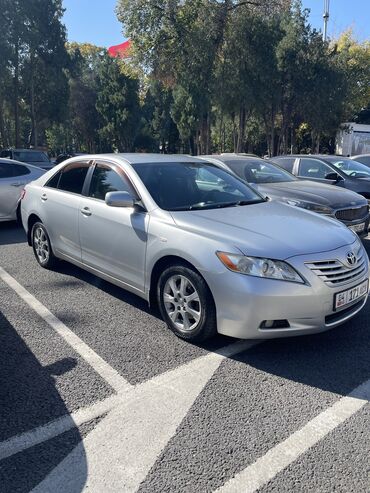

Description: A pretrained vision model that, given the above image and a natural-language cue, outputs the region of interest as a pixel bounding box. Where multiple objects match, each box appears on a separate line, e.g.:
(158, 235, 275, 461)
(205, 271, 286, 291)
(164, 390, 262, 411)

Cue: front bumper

(203, 245, 369, 339)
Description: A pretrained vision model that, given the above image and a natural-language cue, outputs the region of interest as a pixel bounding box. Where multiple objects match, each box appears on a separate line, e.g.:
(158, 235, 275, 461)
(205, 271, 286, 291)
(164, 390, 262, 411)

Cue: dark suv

(272, 155, 370, 201)
(0, 149, 53, 170)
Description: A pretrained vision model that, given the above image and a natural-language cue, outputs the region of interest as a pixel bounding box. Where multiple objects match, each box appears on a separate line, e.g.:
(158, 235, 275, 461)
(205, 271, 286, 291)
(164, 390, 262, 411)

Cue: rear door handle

(80, 207, 92, 217)
(11, 182, 24, 187)
(41, 193, 47, 201)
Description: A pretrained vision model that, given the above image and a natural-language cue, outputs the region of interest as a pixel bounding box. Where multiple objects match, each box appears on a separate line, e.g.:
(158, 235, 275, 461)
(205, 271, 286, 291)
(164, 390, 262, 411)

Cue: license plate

(349, 222, 366, 234)
(334, 279, 369, 310)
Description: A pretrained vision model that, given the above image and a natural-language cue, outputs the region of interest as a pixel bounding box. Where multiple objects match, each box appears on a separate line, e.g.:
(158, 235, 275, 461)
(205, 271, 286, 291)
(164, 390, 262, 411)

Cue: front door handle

(41, 193, 47, 201)
(11, 182, 25, 187)
(80, 207, 92, 217)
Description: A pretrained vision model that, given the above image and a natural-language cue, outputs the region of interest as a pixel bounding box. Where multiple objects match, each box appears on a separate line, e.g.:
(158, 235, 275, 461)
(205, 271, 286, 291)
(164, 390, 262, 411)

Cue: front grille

(335, 205, 368, 221)
(305, 250, 367, 287)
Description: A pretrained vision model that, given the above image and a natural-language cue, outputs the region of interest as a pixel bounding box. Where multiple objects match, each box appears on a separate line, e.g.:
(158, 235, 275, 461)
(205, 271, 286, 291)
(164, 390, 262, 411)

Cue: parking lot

(0, 221, 369, 493)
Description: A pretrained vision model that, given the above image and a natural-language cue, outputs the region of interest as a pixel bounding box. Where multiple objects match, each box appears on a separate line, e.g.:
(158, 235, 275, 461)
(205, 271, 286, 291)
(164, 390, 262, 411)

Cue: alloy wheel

(33, 226, 50, 264)
(163, 274, 201, 332)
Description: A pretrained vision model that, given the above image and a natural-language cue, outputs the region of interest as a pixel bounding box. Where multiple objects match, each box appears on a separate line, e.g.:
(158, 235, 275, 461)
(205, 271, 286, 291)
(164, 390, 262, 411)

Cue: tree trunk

(0, 95, 7, 148)
(14, 40, 20, 148)
(30, 54, 38, 148)
(236, 106, 246, 153)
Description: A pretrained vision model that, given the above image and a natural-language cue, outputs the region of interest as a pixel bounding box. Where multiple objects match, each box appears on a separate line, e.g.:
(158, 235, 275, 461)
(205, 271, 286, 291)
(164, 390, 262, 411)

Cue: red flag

(108, 40, 132, 58)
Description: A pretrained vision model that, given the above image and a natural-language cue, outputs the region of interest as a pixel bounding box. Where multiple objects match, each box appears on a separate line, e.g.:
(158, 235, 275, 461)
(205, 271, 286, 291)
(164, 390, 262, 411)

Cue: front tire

(31, 222, 57, 269)
(157, 264, 217, 342)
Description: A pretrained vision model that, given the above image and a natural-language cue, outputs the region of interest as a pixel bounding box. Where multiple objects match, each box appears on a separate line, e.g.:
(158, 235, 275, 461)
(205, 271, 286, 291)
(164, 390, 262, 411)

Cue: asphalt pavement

(0, 221, 369, 493)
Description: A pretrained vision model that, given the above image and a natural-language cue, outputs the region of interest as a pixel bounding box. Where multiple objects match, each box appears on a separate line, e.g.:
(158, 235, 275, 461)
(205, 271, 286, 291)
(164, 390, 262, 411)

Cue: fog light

(260, 320, 290, 329)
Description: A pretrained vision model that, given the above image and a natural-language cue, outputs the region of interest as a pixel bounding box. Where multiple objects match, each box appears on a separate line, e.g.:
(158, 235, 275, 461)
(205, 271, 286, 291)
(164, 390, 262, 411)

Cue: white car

(0, 158, 45, 222)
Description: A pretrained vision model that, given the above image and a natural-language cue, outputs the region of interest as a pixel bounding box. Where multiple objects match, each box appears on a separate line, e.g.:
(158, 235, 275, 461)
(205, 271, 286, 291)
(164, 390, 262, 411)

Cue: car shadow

(230, 300, 370, 399)
(0, 222, 27, 245)
(51, 259, 232, 352)
(0, 311, 88, 492)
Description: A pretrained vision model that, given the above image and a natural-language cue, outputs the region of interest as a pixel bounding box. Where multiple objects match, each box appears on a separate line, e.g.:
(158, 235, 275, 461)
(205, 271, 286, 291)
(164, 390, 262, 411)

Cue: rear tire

(157, 264, 217, 342)
(31, 222, 57, 269)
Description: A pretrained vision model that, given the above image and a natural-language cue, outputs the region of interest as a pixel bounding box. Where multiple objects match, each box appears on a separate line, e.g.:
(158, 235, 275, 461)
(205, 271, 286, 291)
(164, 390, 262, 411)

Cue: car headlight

(216, 252, 305, 283)
(282, 198, 333, 215)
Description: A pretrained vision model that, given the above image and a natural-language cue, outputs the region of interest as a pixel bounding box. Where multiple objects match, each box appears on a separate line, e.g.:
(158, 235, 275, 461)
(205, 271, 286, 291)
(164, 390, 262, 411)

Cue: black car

(0, 148, 53, 170)
(272, 154, 370, 201)
(202, 154, 370, 237)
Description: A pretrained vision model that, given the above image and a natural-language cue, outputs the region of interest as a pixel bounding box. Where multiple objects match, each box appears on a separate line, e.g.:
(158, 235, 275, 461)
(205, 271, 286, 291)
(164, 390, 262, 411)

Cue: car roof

(201, 154, 264, 162)
(352, 154, 370, 158)
(69, 153, 207, 165)
(274, 154, 346, 159)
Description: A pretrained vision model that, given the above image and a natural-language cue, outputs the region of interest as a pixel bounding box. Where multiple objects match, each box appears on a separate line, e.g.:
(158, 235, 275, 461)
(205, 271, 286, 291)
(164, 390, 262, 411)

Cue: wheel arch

(149, 255, 214, 310)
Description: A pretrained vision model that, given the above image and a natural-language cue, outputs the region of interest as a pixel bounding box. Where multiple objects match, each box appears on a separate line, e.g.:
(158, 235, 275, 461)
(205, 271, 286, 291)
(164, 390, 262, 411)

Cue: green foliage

(95, 55, 141, 152)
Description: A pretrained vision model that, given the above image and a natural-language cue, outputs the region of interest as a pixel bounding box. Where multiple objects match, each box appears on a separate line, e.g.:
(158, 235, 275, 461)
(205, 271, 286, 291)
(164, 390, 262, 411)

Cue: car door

(41, 161, 92, 260)
(79, 160, 148, 293)
(297, 158, 339, 184)
(0, 162, 30, 219)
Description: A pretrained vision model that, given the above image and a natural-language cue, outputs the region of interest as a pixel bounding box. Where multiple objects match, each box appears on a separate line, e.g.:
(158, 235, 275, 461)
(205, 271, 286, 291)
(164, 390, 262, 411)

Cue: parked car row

(271, 154, 370, 199)
(19, 153, 370, 343)
(201, 154, 370, 236)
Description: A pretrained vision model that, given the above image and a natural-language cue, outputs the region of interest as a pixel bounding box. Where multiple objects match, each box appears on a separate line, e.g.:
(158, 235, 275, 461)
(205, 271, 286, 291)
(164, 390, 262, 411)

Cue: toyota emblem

(347, 252, 357, 266)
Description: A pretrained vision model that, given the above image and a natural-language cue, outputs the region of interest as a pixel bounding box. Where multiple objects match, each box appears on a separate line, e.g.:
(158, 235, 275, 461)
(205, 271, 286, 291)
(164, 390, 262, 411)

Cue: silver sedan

(0, 158, 45, 222)
(21, 154, 369, 341)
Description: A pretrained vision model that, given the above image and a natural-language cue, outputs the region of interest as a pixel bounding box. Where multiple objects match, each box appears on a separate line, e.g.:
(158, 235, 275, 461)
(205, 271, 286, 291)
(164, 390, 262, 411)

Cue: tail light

(20, 188, 26, 200)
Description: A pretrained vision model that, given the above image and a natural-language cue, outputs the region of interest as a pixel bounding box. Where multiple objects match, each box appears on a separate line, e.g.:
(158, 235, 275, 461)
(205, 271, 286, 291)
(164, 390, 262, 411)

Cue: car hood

(252, 180, 366, 209)
(170, 201, 356, 260)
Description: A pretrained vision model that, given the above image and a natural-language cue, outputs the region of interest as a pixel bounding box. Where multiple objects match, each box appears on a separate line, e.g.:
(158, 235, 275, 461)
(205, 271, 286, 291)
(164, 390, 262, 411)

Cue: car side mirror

(325, 172, 342, 182)
(105, 191, 135, 208)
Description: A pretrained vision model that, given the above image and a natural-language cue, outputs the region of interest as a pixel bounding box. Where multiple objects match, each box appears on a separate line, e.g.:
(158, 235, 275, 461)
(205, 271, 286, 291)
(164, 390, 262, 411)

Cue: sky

(62, 0, 370, 48)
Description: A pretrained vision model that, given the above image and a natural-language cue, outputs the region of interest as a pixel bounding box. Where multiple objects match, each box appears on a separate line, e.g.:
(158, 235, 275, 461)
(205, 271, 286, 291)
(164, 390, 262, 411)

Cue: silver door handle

(41, 193, 47, 201)
(80, 207, 92, 217)
(11, 182, 24, 187)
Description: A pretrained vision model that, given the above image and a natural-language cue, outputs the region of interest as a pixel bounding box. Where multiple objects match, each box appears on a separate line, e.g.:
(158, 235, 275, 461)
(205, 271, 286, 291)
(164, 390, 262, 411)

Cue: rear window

(13, 151, 49, 163)
(272, 157, 295, 172)
(46, 162, 90, 194)
(58, 165, 89, 194)
(223, 159, 296, 183)
(0, 162, 30, 178)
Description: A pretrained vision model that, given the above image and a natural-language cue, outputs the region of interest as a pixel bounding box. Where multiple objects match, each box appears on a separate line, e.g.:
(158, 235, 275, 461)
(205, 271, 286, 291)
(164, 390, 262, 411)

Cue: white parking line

(31, 340, 261, 493)
(0, 395, 120, 461)
(216, 378, 370, 493)
(0, 266, 132, 393)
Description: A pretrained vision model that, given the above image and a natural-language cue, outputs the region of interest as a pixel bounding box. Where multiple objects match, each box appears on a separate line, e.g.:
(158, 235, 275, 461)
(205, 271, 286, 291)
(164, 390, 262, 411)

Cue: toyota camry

(21, 154, 369, 341)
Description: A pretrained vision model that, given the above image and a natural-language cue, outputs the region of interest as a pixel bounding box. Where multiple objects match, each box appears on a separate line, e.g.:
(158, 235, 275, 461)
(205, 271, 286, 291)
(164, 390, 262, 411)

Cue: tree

(117, 0, 289, 154)
(2, 0, 69, 148)
(95, 55, 141, 151)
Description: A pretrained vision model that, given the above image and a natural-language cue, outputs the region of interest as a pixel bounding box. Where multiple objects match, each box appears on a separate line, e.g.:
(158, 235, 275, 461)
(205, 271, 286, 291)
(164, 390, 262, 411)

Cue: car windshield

(133, 161, 265, 211)
(223, 159, 297, 184)
(324, 157, 370, 178)
(13, 151, 49, 163)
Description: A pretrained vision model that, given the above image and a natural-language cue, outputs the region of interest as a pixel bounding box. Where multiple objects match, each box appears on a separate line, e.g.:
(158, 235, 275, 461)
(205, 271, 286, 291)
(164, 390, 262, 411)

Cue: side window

(299, 158, 332, 179)
(274, 158, 295, 172)
(0, 150, 11, 158)
(0, 163, 15, 179)
(89, 163, 133, 200)
(45, 170, 62, 189)
(58, 162, 90, 194)
(11, 164, 31, 177)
